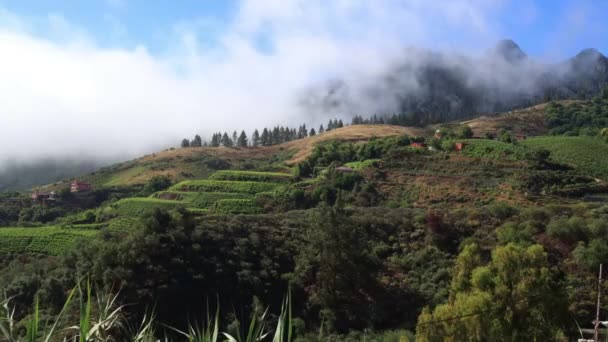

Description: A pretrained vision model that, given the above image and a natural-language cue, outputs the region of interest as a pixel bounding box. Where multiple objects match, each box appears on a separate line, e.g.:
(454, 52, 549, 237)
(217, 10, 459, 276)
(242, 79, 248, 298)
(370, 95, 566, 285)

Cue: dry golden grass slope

(43, 124, 421, 189)
(282, 124, 424, 164)
(139, 124, 421, 166)
(459, 100, 580, 137)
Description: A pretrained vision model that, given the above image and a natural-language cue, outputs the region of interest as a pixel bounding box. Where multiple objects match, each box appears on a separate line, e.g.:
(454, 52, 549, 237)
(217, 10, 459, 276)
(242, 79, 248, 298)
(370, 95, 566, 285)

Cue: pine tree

(191, 134, 202, 147)
(252, 129, 260, 147)
(261, 128, 269, 146)
(237, 130, 248, 147)
(210, 133, 221, 147)
(337, 119, 344, 128)
(272, 127, 280, 145)
(327, 119, 334, 131)
(319, 124, 325, 134)
(181, 139, 190, 148)
(232, 131, 238, 145)
(221, 132, 232, 147)
(310, 128, 316, 136)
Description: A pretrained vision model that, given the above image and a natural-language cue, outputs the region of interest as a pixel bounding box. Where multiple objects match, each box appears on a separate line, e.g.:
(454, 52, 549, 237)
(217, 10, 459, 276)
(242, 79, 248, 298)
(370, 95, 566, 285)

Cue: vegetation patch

(0, 226, 97, 255)
(523, 136, 608, 179)
(460, 139, 530, 160)
(344, 159, 380, 170)
(111, 198, 184, 216)
(213, 199, 262, 214)
(169, 180, 280, 194)
(208, 170, 294, 182)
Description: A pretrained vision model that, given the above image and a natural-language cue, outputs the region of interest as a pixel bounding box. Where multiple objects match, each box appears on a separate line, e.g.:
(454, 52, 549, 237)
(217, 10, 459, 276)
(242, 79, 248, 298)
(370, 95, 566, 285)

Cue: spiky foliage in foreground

(0, 280, 293, 342)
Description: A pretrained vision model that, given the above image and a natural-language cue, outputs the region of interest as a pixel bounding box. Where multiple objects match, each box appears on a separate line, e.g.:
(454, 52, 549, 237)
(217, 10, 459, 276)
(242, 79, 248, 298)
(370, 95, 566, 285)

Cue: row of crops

(110, 170, 292, 216)
(0, 226, 99, 255)
(522, 136, 608, 180)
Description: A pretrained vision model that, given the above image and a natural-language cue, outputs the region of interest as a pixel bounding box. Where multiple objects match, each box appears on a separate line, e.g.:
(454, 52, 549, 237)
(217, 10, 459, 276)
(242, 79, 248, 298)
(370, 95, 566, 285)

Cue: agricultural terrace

(522, 136, 608, 180)
(208, 170, 294, 182)
(0, 226, 98, 255)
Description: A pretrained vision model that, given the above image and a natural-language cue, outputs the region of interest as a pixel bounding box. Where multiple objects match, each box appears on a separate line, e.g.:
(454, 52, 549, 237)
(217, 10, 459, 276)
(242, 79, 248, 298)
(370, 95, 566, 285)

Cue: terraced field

(169, 179, 280, 194)
(522, 136, 608, 180)
(460, 139, 531, 161)
(106, 171, 289, 215)
(208, 170, 294, 182)
(0, 226, 99, 255)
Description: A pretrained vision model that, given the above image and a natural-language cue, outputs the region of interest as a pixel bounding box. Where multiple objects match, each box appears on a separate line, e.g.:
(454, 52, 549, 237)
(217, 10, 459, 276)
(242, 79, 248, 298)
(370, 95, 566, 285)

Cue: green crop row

(523, 136, 608, 180)
(208, 170, 293, 183)
(0, 226, 98, 255)
(212, 199, 262, 214)
(189, 192, 253, 208)
(460, 140, 530, 161)
(170, 180, 280, 194)
(111, 198, 184, 216)
(152, 191, 253, 209)
(107, 217, 144, 231)
(344, 159, 380, 170)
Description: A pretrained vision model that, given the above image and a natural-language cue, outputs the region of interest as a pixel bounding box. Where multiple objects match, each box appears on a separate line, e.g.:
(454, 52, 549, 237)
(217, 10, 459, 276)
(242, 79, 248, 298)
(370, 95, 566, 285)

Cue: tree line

(180, 118, 345, 148)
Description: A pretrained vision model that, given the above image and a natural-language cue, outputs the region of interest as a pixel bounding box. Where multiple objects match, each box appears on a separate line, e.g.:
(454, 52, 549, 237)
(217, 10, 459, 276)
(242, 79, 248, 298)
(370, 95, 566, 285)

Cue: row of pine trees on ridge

(181, 118, 346, 148)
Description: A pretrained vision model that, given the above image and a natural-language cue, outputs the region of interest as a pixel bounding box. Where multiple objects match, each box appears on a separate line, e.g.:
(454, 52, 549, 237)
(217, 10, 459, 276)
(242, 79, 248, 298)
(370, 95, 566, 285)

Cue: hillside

(41, 125, 421, 190)
(458, 100, 580, 137)
(3, 120, 608, 340)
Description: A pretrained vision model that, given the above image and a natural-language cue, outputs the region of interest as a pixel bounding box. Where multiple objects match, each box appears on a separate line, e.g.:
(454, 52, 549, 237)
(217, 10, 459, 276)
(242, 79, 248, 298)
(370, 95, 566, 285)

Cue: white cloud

(0, 0, 505, 163)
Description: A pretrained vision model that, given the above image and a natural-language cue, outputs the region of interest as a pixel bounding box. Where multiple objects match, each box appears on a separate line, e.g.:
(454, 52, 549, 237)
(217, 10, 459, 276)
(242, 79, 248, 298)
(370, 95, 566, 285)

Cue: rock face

(302, 40, 608, 124)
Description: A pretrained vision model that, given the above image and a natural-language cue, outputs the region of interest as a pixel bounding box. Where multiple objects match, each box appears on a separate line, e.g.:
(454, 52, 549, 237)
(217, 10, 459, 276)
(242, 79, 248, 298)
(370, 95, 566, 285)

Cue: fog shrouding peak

(0, 0, 606, 168)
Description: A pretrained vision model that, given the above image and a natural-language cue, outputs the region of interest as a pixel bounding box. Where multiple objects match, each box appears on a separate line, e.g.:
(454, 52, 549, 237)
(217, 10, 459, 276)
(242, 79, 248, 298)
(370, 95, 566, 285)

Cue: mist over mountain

(0, 158, 114, 191)
(301, 40, 608, 124)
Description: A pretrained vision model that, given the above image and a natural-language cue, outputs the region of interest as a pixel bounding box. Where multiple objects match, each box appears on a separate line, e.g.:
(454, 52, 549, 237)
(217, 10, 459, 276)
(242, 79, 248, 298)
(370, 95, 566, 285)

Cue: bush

(213, 199, 262, 214)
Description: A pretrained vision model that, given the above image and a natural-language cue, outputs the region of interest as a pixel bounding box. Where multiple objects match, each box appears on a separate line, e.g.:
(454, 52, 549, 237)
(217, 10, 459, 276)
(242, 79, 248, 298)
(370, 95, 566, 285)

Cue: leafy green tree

(295, 203, 380, 332)
(145, 175, 172, 194)
(573, 239, 608, 270)
(416, 243, 568, 341)
(457, 125, 474, 139)
(499, 129, 513, 143)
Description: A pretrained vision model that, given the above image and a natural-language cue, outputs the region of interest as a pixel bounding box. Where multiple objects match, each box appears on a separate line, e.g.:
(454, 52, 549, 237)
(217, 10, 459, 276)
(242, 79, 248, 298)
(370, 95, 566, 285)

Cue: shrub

(213, 199, 262, 214)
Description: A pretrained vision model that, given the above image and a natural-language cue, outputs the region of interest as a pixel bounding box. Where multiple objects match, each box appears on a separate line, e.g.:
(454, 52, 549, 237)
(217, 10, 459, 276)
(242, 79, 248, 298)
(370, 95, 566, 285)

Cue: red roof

(410, 142, 427, 148)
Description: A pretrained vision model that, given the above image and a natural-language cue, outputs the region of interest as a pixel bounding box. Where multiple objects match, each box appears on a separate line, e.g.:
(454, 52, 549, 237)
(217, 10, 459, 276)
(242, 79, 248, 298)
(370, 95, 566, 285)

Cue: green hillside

(0, 226, 98, 255)
(523, 136, 608, 180)
(3, 122, 608, 340)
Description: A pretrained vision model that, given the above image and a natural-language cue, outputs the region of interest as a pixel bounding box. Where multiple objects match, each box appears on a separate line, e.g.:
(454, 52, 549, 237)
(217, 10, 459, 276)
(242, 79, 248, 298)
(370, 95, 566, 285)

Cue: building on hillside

(410, 142, 427, 149)
(335, 166, 354, 173)
(515, 134, 527, 141)
(31, 191, 56, 203)
(71, 181, 93, 193)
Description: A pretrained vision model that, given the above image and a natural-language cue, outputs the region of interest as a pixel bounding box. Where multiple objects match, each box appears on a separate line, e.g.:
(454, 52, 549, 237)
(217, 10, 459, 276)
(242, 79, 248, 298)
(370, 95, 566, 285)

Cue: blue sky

(0, 0, 607, 162)
(0, 0, 606, 59)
